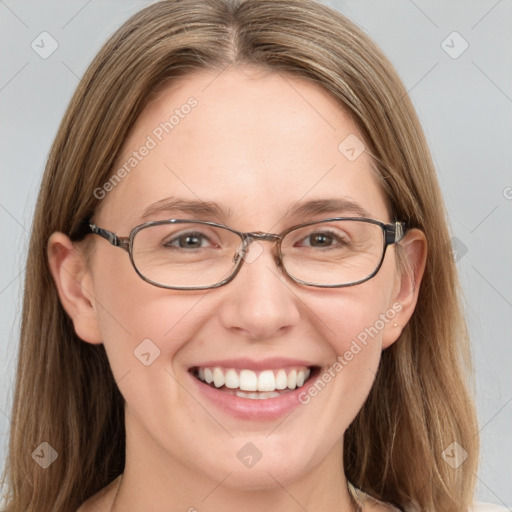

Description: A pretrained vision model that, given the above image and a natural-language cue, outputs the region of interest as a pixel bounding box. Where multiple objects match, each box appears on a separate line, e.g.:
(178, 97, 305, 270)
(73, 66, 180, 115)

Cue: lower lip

(188, 370, 317, 421)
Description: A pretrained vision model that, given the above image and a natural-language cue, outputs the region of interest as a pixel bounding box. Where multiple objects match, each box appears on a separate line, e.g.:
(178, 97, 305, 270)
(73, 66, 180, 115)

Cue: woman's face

(63, 67, 422, 493)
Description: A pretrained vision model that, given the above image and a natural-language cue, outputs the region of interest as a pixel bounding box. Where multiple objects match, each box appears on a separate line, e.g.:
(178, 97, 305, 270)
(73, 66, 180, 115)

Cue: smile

(191, 366, 313, 399)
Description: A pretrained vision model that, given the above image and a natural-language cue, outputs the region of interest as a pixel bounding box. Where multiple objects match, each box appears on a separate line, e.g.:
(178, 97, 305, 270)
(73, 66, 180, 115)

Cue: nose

(217, 239, 301, 340)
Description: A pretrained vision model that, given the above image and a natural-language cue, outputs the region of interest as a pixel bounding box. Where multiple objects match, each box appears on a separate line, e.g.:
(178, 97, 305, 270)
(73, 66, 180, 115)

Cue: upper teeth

(196, 367, 311, 392)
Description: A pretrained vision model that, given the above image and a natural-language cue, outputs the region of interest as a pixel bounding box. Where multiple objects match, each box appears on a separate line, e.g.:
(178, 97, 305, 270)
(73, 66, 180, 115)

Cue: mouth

(189, 365, 319, 400)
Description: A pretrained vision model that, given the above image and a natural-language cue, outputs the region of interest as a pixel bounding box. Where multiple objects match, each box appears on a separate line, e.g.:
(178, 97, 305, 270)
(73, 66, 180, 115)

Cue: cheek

(311, 280, 392, 356)
(299, 279, 395, 417)
(95, 291, 211, 368)
(91, 284, 216, 440)
(89, 247, 211, 378)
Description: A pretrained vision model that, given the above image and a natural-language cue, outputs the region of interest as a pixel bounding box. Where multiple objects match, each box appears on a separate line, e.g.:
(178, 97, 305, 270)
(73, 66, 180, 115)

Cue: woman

(2, 0, 504, 511)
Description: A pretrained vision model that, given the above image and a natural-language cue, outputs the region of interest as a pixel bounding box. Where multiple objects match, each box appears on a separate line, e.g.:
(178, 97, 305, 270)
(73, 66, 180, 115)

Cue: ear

(47, 232, 103, 344)
(382, 228, 427, 349)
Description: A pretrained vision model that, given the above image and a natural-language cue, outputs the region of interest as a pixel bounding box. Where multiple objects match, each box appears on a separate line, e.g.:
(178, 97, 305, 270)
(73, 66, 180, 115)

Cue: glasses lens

(132, 222, 241, 288)
(281, 220, 385, 286)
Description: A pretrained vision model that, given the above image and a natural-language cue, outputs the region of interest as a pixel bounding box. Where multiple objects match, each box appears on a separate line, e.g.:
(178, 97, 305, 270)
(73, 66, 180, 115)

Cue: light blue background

(1, 0, 511, 506)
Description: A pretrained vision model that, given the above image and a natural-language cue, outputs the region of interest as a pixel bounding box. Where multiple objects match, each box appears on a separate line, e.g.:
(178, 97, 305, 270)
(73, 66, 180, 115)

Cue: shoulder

(349, 485, 510, 512)
(401, 502, 509, 512)
(469, 503, 511, 512)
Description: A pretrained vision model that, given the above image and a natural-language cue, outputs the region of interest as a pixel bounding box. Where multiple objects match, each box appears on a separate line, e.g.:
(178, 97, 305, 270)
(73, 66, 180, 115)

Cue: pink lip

(187, 364, 320, 421)
(189, 357, 316, 371)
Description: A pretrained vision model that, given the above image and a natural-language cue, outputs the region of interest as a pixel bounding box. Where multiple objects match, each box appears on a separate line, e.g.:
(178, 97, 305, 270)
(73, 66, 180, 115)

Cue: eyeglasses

(83, 217, 406, 290)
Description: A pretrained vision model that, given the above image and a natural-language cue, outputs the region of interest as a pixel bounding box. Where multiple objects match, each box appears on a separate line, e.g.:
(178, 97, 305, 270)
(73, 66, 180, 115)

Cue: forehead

(95, 67, 389, 230)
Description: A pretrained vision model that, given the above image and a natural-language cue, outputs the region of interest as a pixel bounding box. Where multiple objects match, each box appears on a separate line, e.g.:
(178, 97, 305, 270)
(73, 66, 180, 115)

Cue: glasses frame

(84, 217, 406, 290)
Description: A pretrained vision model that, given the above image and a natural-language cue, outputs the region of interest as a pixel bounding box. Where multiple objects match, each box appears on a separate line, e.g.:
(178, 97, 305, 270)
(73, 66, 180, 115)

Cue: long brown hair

(2, 1, 479, 510)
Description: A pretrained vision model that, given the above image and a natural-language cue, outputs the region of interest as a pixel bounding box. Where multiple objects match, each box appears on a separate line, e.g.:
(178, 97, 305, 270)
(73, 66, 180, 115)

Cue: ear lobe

(47, 232, 103, 344)
(382, 228, 427, 349)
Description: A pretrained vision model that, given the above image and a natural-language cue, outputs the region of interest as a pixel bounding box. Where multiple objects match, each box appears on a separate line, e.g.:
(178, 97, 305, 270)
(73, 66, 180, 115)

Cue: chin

(222, 463, 308, 491)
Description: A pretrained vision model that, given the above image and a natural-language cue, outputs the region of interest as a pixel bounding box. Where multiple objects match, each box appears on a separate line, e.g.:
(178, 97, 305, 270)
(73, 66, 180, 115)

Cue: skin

(48, 66, 426, 512)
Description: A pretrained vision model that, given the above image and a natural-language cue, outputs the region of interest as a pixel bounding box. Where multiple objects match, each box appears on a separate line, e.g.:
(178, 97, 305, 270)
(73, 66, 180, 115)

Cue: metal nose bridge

(245, 232, 282, 242)
(233, 232, 283, 265)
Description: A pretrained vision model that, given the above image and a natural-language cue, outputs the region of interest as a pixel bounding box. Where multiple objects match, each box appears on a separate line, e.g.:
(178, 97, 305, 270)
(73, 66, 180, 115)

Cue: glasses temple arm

(385, 221, 406, 245)
(89, 224, 130, 251)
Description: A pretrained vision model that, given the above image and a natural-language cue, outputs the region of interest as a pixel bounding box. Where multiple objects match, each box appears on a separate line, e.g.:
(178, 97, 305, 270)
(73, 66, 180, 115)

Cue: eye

(306, 232, 334, 247)
(297, 230, 348, 248)
(163, 231, 214, 249)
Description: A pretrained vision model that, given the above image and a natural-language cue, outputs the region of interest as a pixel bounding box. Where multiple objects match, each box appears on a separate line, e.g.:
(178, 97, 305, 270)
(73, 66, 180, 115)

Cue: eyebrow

(286, 198, 372, 219)
(138, 196, 372, 223)
(139, 197, 232, 221)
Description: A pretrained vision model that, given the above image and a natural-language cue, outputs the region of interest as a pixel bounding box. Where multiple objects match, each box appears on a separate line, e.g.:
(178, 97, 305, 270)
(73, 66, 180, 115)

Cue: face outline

(49, 66, 426, 508)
